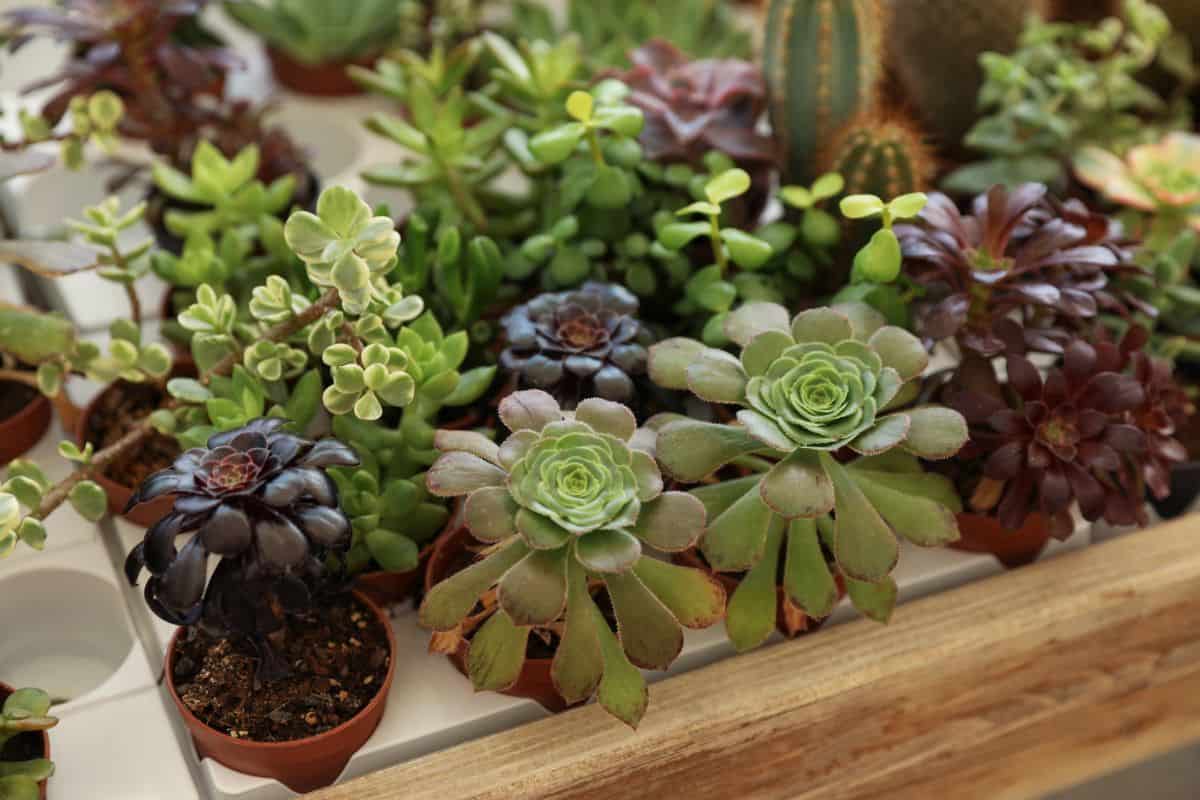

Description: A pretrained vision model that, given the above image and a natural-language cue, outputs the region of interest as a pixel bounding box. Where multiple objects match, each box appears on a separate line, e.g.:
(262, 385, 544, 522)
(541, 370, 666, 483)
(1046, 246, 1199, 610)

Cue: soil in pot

(266, 48, 375, 97)
(171, 594, 390, 742)
(1151, 403, 1200, 519)
(80, 379, 180, 525)
(0, 379, 51, 465)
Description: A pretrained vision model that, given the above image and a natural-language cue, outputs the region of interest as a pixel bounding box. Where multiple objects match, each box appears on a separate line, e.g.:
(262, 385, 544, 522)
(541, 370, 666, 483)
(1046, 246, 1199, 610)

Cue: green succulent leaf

(633, 557, 725, 630)
(575, 529, 642, 573)
(820, 453, 898, 582)
(784, 519, 840, 618)
(725, 518, 785, 652)
(604, 568, 683, 670)
(551, 556, 603, 705)
(759, 450, 835, 519)
(419, 539, 530, 631)
(844, 574, 898, 623)
(499, 547, 568, 626)
(467, 610, 531, 692)
(591, 597, 647, 729)
(702, 479, 773, 572)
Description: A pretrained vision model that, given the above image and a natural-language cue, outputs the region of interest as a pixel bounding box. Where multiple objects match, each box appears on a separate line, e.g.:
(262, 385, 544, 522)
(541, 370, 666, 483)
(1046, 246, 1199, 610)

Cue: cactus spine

(764, 0, 883, 184)
(820, 114, 937, 200)
(885, 0, 1037, 156)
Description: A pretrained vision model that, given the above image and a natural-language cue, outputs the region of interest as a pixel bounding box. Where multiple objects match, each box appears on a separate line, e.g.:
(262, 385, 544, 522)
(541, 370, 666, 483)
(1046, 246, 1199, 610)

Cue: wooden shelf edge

(311, 518, 1200, 800)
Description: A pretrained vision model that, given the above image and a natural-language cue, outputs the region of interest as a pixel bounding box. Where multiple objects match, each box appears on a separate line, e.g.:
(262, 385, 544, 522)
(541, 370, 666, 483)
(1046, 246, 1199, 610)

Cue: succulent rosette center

(199, 446, 268, 494)
(508, 428, 639, 535)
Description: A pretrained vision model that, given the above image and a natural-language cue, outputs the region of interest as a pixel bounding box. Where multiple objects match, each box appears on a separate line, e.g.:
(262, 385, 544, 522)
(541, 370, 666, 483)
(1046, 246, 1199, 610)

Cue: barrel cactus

(420, 390, 724, 728)
(764, 0, 883, 183)
(820, 114, 936, 201)
(649, 302, 968, 649)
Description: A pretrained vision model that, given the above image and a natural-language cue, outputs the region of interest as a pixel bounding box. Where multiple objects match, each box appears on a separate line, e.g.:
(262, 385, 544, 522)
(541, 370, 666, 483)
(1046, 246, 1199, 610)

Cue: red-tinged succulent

(500, 282, 652, 408)
(896, 183, 1146, 357)
(124, 419, 358, 672)
(1074, 133, 1200, 231)
(943, 323, 1182, 537)
(616, 38, 775, 172)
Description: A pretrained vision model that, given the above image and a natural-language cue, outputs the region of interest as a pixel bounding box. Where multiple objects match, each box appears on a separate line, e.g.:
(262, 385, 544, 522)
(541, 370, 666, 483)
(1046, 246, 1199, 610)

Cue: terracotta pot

(0, 681, 51, 800)
(165, 590, 395, 793)
(952, 512, 1054, 570)
(424, 517, 571, 712)
(75, 380, 177, 528)
(674, 548, 842, 639)
(0, 384, 51, 465)
(1150, 461, 1200, 520)
(354, 541, 433, 608)
(266, 47, 374, 97)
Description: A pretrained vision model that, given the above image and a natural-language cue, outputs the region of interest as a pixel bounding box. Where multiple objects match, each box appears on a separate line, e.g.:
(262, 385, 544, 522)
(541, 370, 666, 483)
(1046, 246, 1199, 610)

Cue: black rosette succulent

(124, 419, 359, 666)
(499, 282, 653, 408)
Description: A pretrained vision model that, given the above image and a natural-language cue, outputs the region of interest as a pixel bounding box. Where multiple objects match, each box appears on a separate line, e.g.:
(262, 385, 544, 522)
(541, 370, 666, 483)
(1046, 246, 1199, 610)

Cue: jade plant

(649, 302, 969, 648)
(124, 418, 359, 677)
(420, 390, 723, 727)
(499, 282, 651, 408)
(0, 688, 56, 800)
(945, 0, 1196, 194)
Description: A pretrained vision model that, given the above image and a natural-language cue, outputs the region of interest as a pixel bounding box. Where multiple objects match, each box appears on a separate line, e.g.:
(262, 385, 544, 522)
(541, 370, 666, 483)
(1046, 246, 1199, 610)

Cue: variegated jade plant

(649, 302, 969, 650)
(419, 390, 724, 727)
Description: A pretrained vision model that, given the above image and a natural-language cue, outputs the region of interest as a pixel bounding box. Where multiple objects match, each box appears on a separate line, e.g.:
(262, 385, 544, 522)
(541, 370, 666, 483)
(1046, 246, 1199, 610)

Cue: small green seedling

(840, 192, 928, 283)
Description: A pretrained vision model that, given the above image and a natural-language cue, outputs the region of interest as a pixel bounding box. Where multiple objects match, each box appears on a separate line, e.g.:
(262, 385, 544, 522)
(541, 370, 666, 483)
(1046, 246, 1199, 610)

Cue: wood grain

(311, 518, 1200, 800)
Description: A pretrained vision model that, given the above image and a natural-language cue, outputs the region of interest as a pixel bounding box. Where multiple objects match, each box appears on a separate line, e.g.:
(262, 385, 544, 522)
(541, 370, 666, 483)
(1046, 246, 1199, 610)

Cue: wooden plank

(312, 518, 1200, 800)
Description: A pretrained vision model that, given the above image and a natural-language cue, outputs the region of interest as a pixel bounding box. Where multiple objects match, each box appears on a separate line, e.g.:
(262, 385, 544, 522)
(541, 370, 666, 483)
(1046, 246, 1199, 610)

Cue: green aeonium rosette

(649, 302, 969, 650)
(419, 389, 724, 728)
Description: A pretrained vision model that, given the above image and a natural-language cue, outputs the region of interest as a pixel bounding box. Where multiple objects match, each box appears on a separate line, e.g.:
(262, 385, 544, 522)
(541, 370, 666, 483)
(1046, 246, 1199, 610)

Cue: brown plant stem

(30, 288, 342, 521)
(0, 369, 40, 388)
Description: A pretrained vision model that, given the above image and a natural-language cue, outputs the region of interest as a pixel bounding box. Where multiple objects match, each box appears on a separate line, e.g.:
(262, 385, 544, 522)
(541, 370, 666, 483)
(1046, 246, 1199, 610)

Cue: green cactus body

(885, 0, 1035, 155)
(765, 0, 883, 184)
(821, 115, 936, 200)
(1154, 0, 1200, 56)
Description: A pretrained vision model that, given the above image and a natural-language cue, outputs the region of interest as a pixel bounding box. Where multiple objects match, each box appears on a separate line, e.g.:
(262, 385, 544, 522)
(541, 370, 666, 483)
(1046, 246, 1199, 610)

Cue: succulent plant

(764, 0, 883, 184)
(649, 302, 969, 644)
(500, 282, 651, 408)
(1074, 133, 1200, 233)
(284, 187, 402, 315)
(420, 390, 723, 727)
(224, 0, 420, 64)
(615, 39, 775, 178)
(0, 687, 56, 800)
(124, 419, 359, 674)
(819, 114, 936, 207)
(943, 0, 1195, 195)
(896, 184, 1144, 357)
(943, 323, 1186, 537)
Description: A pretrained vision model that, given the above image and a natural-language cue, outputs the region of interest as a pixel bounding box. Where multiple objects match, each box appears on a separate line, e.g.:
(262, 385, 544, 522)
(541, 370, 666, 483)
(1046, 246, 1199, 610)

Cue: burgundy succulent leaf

(123, 418, 359, 647)
(500, 282, 653, 408)
(897, 184, 1146, 357)
(615, 38, 775, 169)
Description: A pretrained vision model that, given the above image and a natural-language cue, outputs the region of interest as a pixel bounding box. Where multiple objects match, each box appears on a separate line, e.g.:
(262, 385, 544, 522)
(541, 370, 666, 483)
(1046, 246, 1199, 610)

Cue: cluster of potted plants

(0, 0, 1198, 794)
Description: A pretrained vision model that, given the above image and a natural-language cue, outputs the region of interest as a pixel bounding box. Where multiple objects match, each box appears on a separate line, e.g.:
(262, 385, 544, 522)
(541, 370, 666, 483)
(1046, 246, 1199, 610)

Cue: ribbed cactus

(885, 0, 1038, 156)
(819, 114, 937, 200)
(764, 0, 883, 184)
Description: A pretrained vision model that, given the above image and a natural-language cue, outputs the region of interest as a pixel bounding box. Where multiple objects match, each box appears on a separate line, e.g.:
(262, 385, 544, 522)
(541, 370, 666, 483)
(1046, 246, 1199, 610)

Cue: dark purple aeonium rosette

(499, 282, 652, 408)
(124, 418, 358, 674)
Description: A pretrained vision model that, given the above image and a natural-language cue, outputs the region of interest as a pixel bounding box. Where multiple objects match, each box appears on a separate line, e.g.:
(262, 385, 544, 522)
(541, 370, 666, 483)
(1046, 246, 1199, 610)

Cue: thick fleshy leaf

(498, 389, 562, 432)
(433, 429, 500, 464)
(605, 568, 683, 670)
(691, 474, 761, 519)
(255, 517, 309, 567)
(656, 420, 764, 481)
(851, 471, 962, 547)
(723, 302, 791, 347)
(575, 397, 636, 441)
(497, 430, 538, 470)
(725, 518, 784, 652)
(576, 529, 642, 573)
(590, 598, 648, 728)
(703, 482, 774, 571)
(464, 486, 519, 542)
(844, 574, 897, 623)
(630, 450, 664, 502)
(760, 450, 834, 519)
(784, 519, 839, 618)
(790, 307, 852, 345)
(633, 557, 725, 629)
(498, 547, 568, 626)
(686, 349, 748, 403)
(427, 451, 506, 496)
(515, 508, 572, 550)
(648, 338, 707, 389)
(632, 491, 706, 551)
(868, 326, 928, 381)
(467, 610, 531, 691)
(820, 452, 899, 582)
(736, 410, 795, 452)
(901, 406, 969, 459)
(419, 539, 530, 630)
(551, 557, 602, 704)
(741, 330, 795, 377)
(832, 302, 886, 340)
(849, 414, 911, 456)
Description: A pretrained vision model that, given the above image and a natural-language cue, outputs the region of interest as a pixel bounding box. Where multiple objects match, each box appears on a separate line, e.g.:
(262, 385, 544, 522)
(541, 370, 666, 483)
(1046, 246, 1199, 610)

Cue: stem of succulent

(436, 156, 487, 232)
(708, 211, 728, 274)
(123, 282, 142, 328)
(586, 129, 605, 166)
(0, 369, 39, 388)
(340, 322, 364, 355)
(27, 288, 343, 524)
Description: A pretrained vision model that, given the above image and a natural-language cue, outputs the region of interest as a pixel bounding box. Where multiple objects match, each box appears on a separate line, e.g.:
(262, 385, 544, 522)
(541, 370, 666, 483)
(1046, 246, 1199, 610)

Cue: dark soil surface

(0, 730, 45, 763)
(86, 381, 180, 487)
(172, 595, 390, 742)
(0, 380, 37, 424)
